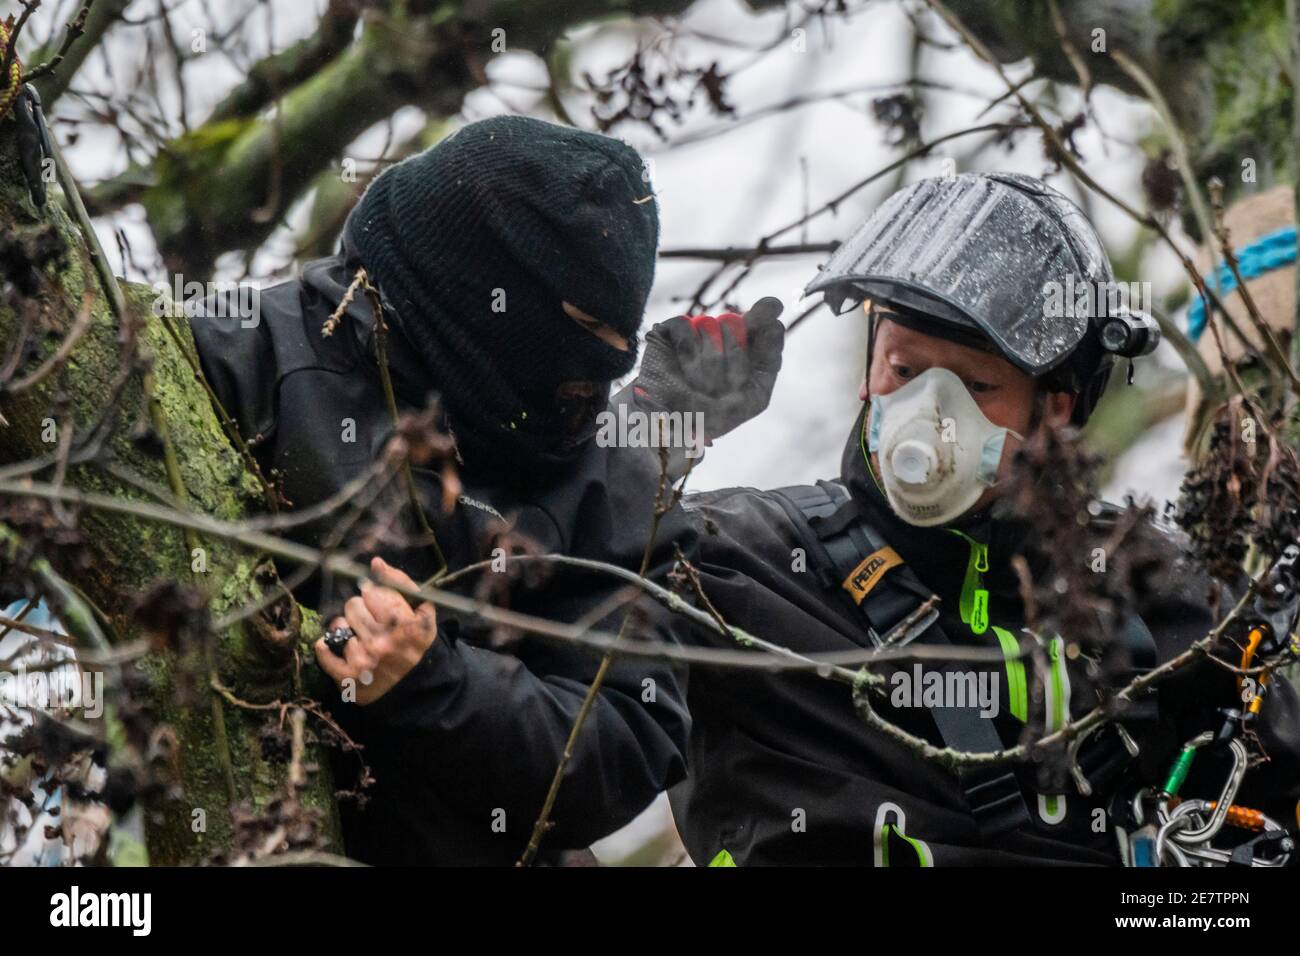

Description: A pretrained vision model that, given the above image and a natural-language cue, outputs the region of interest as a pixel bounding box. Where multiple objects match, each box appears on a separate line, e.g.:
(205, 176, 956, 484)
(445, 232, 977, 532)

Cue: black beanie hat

(347, 115, 660, 467)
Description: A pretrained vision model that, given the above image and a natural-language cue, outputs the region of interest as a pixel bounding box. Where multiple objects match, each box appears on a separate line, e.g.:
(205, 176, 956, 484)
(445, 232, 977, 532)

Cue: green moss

(0, 133, 342, 862)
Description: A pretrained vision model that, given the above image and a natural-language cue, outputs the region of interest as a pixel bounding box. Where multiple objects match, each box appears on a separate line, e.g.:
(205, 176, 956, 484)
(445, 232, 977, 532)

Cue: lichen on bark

(0, 128, 342, 864)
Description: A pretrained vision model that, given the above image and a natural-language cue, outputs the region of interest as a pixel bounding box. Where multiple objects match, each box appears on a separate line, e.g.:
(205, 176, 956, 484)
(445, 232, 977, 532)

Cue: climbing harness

(772, 481, 1030, 838)
(1114, 545, 1300, 866)
(1121, 713, 1294, 866)
(1122, 696, 1288, 867)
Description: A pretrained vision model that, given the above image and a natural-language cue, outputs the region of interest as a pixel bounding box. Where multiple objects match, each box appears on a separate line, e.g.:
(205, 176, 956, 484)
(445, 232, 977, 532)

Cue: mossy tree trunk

(0, 130, 339, 864)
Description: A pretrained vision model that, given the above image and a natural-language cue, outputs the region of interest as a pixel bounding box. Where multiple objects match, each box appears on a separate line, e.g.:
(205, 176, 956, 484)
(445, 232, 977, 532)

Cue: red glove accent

(686, 313, 748, 350)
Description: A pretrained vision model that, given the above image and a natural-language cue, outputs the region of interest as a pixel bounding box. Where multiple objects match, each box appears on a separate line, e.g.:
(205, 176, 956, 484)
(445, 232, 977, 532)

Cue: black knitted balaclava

(347, 115, 660, 471)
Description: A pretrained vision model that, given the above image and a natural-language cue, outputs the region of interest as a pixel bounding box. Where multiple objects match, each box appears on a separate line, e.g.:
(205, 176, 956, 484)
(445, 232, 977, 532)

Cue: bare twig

(517, 450, 690, 866)
(1112, 49, 1297, 392)
(852, 557, 1271, 770)
(357, 269, 449, 578)
(24, 1, 95, 84)
(0, 477, 1001, 675)
(921, 0, 1232, 405)
(681, 119, 1031, 311)
(1, 1, 39, 78)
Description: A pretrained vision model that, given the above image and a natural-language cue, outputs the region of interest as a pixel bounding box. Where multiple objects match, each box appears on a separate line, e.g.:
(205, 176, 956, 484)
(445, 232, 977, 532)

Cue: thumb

(371, 555, 420, 593)
(744, 296, 785, 327)
(372, 557, 437, 626)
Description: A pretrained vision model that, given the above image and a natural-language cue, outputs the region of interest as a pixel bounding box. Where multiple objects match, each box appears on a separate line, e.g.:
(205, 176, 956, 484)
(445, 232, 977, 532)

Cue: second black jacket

(671, 407, 1300, 866)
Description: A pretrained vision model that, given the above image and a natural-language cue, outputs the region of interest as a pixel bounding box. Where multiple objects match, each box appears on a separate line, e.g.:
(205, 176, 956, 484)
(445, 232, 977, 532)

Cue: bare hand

(314, 556, 438, 705)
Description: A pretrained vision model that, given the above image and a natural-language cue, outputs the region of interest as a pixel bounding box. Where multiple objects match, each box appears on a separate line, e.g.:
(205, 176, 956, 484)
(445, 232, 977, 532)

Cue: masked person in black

(672, 172, 1300, 866)
(188, 115, 785, 864)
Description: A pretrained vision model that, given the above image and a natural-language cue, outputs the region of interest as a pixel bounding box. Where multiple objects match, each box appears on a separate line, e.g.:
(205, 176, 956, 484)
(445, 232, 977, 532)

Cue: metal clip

(13, 83, 54, 207)
(1170, 738, 1248, 846)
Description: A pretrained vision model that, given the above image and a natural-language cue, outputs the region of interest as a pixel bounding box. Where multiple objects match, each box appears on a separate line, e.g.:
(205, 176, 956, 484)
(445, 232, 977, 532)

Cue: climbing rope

(0, 22, 23, 122)
(1187, 224, 1299, 342)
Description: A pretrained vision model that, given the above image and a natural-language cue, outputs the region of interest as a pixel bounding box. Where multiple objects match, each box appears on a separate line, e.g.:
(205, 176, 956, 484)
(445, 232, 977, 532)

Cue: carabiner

(1171, 738, 1249, 846)
(1154, 800, 1203, 866)
(1159, 731, 1213, 799)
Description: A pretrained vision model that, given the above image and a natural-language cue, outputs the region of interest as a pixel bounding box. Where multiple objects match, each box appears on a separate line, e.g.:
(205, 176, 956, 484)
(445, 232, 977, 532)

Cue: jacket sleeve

(351, 589, 690, 853)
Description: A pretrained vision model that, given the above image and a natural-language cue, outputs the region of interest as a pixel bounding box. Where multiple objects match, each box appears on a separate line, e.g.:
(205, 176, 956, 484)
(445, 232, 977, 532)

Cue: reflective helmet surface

(806, 172, 1120, 421)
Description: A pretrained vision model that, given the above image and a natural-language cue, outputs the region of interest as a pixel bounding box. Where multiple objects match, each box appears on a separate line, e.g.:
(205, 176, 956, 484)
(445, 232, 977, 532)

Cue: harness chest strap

(771, 481, 1032, 839)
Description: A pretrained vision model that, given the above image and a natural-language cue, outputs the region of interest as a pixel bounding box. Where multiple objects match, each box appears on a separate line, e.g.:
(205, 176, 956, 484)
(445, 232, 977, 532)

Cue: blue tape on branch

(1186, 225, 1297, 342)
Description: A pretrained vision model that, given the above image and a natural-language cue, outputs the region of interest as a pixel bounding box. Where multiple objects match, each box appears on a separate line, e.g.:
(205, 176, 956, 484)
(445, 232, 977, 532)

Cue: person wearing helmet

(670, 172, 1300, 866)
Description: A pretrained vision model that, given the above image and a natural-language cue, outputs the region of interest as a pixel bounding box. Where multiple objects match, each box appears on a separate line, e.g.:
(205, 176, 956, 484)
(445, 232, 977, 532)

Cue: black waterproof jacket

(189, 243, 692, 865)
(671, 407, 1300, 866)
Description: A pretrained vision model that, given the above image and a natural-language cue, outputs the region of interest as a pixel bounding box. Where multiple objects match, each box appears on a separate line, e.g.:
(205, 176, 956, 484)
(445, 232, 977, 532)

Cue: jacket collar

(296, 221, 440, 413)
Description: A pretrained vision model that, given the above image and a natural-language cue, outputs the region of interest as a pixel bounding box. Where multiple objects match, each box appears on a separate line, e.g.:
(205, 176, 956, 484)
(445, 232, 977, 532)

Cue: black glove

(633, 297, 785, 442)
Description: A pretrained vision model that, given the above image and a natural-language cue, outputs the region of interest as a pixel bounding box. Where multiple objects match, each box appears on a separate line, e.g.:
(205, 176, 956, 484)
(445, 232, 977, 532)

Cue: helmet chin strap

(859, 302, 891, 500)
(864, 300, 880, 389)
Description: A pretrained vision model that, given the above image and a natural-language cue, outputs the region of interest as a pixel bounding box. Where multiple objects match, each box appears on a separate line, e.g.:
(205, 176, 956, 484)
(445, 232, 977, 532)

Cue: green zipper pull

(971, 587, 989, 634)
(972, 540, 989, 633)
(955, 534, 990, 635)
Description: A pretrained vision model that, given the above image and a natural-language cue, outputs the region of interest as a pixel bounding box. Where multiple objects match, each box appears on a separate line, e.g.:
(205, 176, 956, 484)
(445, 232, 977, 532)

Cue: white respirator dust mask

(867, 367, 1021, 527)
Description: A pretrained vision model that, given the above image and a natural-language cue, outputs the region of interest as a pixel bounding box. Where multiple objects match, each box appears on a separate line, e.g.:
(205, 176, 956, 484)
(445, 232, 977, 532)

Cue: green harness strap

(879, 823, 933, 867)
(994, 625, 1028, 722)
